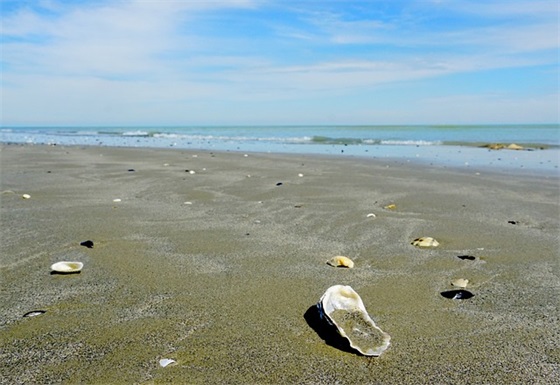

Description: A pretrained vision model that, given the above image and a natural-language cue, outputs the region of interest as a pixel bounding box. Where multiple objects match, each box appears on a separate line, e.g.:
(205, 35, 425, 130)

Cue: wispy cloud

(1, 0, 557, 125)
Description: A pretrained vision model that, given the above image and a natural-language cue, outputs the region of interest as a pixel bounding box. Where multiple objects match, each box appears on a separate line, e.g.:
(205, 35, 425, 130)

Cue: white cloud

(1, 0, 557, 125)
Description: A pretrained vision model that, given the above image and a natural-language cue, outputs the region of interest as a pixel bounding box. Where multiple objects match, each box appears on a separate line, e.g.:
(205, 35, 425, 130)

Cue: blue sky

(1, 0, 558, 125)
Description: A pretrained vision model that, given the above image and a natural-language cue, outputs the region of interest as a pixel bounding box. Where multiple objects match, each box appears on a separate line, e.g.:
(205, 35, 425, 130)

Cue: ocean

(1, 124, 558, 174)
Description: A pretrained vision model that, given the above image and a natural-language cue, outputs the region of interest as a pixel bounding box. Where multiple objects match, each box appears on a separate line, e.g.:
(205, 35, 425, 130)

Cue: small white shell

(326, 256, 354, 268)
(22, 194, 31, 199)
(50, 261, 83, 273)
(159, 358, 176, 367)
(113, 198, 122, 202)
(451, 278, 469, 288)
(298, 173, 304, 177)
(366, 213, 376, 218)
(411, 237, 439, 247)
(318, 285, 391, 356)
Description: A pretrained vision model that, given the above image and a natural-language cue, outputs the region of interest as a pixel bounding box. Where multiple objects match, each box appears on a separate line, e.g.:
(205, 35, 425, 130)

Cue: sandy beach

(1, 144, 559, 384)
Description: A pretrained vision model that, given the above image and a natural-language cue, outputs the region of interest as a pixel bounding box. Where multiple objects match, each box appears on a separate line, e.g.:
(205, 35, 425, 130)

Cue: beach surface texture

(1, 144, 559, 384)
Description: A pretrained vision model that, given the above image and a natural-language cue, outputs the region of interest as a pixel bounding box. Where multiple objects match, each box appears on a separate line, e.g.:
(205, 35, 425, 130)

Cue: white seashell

(22, 194, 31, 199)
(411, 237, 439, 247)
(326, 256, 355, 268)
(366, 213, 376, 218)
(451, 278, 469, 288)
(298, 173, 304, 177)
(159, 358, 176, 367)
(113, 198, 122, 203)
(318, 285, 391, 356)
(189, 170, 195, 174)
(184, 201, 192, 205)
(50, 261, 83, 274)
(164, 163, 169, 166)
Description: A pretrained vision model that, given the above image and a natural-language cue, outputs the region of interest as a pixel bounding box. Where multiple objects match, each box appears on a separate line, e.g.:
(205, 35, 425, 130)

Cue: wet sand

(1, 144, 559, 384)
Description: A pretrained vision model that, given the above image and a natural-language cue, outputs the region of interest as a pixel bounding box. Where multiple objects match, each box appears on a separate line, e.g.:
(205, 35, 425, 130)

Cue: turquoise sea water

(1, 125, 559, 174)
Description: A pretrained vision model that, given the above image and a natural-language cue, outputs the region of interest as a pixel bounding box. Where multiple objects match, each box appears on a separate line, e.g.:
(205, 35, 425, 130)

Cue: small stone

(22, 194, 31, 199)
(80, 240, 94, 249)
(384, 204, 396, 210)
(457, 255, 476, 261)
(276, 182, 283, 186)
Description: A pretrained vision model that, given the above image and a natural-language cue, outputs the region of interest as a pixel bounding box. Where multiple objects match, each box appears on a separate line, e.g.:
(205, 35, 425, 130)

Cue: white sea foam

(380, 140, 442, 146)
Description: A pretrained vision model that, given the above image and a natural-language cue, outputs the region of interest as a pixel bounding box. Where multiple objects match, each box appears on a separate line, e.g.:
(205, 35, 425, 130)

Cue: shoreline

(2, 141, 559, 179)
(1, 144, 559, 384)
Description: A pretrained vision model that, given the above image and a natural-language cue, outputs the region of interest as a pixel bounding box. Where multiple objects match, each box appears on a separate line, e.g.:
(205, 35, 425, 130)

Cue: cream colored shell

(451, 278, 469, 288)
(411, 237, 439, 247)
(327, 256, 355, 268)
(50, 261, 83, 273)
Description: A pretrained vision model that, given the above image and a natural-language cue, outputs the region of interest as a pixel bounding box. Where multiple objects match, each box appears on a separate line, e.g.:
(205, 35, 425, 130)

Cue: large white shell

(50, 261, 83, 273)
(318, 285, 391, 356)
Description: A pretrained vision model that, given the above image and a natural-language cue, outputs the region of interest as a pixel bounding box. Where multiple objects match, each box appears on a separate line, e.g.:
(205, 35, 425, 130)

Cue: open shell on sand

(411, 237, 439, 247)
(317, 285, 391, 356)
(50, 261, 83, 274)
(327, 256, 354, 268)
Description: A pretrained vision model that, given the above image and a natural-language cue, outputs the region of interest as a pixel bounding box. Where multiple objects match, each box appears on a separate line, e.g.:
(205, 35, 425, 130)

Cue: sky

(1, 0, 558, 126)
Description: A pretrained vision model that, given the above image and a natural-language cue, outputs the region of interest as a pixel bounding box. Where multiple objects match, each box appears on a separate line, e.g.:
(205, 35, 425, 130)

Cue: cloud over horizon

(1, 0, 558, 125)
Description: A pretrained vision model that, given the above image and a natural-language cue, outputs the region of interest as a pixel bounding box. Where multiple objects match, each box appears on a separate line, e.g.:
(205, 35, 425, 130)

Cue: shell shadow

(303, 305, 360, 356)
(50, 271, 81, 275)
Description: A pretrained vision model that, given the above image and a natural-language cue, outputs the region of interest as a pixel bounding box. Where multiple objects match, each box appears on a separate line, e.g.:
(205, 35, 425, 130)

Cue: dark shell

(80, 240, 94, 248)
(457, 255, 475, 261)
(23, 310, 46, 318)
(441, 290, 474, 300)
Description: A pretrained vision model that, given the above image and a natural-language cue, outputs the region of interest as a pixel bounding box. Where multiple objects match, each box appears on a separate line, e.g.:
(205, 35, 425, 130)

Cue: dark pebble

(276, 182, 283, 186)
(128, 169, 135, 172)
(80, 240, 94, 248)
(440, 290, 474, 300)
(457, 255, 476, 261)
(508, 220, 518, 225)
